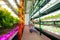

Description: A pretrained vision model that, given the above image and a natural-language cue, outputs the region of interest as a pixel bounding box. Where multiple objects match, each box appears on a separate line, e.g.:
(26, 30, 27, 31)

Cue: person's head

(30, 18, 33, 21)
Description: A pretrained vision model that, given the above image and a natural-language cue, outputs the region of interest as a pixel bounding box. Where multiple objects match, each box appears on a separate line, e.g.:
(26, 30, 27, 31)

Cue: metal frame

(32, 2, 60, 19)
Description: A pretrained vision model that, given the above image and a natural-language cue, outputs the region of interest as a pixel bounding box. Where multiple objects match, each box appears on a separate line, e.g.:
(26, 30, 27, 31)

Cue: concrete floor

(21, 25, 45, 40)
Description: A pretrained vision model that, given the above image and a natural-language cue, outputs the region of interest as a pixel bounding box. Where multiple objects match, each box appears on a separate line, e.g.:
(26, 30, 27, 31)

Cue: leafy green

(0, 7, 18, 28)
(40, 13, 60, 20)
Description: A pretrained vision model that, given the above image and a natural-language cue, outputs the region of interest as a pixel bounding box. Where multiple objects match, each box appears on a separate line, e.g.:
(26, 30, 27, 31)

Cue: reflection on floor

(21, 25, 51, 40)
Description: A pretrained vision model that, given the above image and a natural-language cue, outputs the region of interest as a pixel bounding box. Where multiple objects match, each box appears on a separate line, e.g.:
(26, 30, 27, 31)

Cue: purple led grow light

(0, 26, 18, 40)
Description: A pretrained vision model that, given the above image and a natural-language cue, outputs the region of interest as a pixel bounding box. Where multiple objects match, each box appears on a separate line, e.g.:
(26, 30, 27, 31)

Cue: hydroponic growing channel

(0, 0, 19, 40)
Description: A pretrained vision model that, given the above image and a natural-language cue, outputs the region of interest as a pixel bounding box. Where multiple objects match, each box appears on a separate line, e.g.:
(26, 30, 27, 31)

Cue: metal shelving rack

(30, 0, 60, 40)
(30, 0, 50, 17)
(31, 0, 60, 19)
(0, 0, 19, 40)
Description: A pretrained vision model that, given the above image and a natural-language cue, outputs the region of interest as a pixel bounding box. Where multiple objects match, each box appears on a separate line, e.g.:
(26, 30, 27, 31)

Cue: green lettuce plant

(0, 7, 18, 28)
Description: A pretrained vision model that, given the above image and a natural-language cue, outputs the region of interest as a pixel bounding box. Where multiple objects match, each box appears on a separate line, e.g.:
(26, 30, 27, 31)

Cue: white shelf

(33, 10, 60, 21)
(41, 10, 60, 21)
(34, 0, 38, 7)
(32, 0, 60, 18)
(34, 18, 39, 21)
(32, 10, 39, 18)
(34, 24, 60, 35)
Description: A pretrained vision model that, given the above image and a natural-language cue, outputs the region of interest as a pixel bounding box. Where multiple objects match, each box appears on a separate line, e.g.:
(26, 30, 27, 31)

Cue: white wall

(24, 1, 32, 25)
(25, 14, 29, 25)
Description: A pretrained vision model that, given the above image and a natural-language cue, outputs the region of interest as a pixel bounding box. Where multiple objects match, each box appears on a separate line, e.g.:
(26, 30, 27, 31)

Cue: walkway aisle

(21, 25, 44, 40)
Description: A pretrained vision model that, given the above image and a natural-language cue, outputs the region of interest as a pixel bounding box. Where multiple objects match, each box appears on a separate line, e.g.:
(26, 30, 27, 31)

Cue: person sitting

(29, 18, 37, 33)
